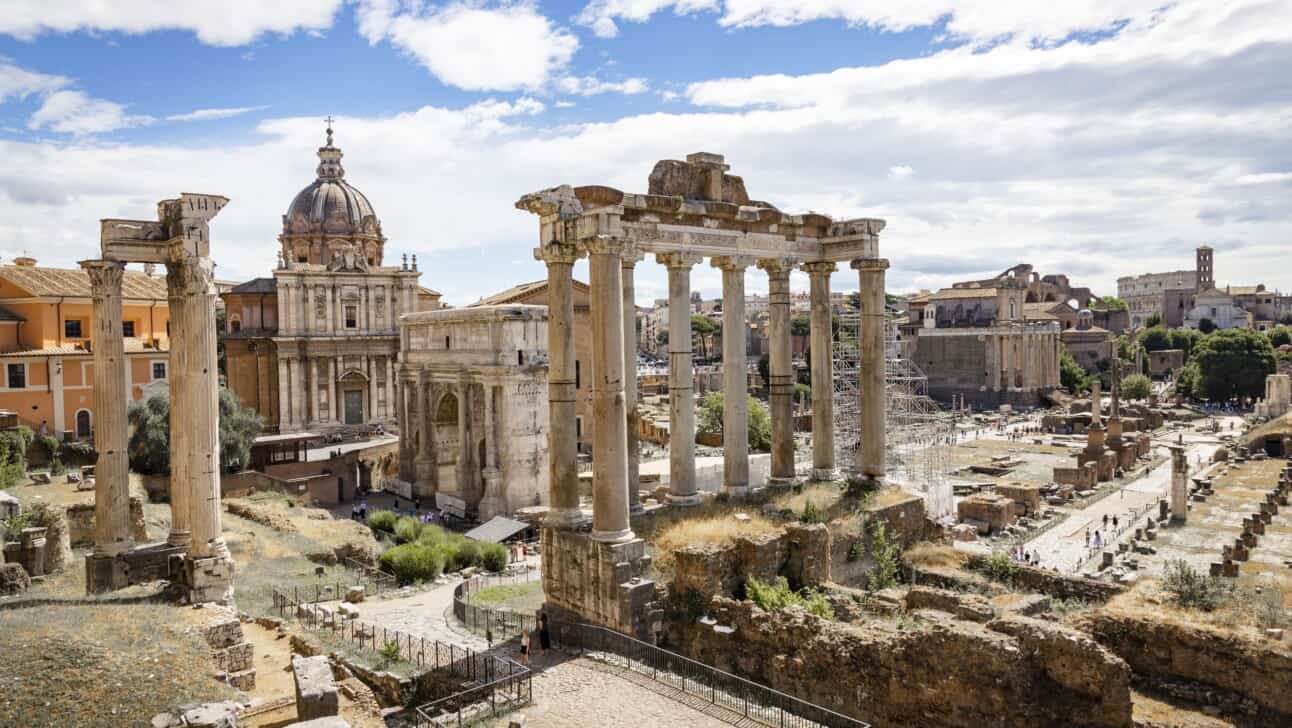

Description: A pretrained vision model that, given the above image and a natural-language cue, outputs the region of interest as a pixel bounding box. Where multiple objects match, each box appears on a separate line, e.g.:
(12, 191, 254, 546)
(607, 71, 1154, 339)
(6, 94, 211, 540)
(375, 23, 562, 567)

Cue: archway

(433, 392, 459, 490)
(75, 409, 92, 439)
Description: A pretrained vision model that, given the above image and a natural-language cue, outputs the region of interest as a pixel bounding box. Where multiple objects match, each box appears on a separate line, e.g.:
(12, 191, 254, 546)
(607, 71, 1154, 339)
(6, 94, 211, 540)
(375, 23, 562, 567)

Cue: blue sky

(0, 1, 1289, 307)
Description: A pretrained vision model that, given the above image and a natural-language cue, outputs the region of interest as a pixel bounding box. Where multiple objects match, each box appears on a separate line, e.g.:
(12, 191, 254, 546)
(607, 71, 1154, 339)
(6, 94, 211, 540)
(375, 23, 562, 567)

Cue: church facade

(223, 124, 438, 433)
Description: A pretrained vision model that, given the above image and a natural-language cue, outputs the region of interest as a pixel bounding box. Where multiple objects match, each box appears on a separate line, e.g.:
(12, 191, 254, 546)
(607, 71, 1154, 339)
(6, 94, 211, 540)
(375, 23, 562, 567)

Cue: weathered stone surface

(293, 654, 339, 720)
(179, 701, 240, 728)
(212, 641, 254, 673)
(202, 608, 244, 649)
(288, 718, 351, 728)
(344, 585, 365, 603)
(0, 562, 30, 594)
(904, 586, 995, 622)
(226, 668, 256, 691)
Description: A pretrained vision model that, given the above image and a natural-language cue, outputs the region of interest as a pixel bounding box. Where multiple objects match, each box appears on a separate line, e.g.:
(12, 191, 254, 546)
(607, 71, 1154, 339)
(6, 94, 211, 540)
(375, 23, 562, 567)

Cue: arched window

(75, 409, 92, 439)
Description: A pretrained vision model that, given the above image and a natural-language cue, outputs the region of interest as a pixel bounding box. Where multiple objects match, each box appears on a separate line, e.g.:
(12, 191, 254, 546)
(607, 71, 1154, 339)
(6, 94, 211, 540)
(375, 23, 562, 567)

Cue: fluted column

(589, 236, 633, 541)
(760, 258, 796, 485)
(535, 242, 585, 527)
(713, 256, 753, 494)
(622, 249, 645, 514)
(82, 261, 131, 556)
(385, 357, 396, 420)
(165, 264, 193, 547)
(803, 261, 838, 481)
(415, 373, 436, 494)
(327, 357, 339, 423)
(307, 357, 319, 425)
(277, 356, 290, 432)
(659, 251, 703, 505)
(853, 257, 889, 480)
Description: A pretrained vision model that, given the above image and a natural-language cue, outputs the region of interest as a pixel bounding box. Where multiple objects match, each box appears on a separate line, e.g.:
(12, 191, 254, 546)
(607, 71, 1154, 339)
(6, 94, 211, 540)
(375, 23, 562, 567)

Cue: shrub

(379, 543, 444, 585)
(800, 499, 826, 524)
(37, 435, 64, 476)
(378, 640, 402, 663)
(867, 522, 901, 591)
(1162, 559, 1230, 611)
(454, 540, 481, 569)
(746, 576, 834, 620)
(3, 512, 32, 540)
(0, 425, 33, 489)
(417, 524, 452, 548)
(368, 510, 398, 533)
(844, 477, 880, 500)
(480, 543, 509, 573)
(394, 516, 424, 543)
(126, 388, 263, 474)
(978, 552, 1019, 585)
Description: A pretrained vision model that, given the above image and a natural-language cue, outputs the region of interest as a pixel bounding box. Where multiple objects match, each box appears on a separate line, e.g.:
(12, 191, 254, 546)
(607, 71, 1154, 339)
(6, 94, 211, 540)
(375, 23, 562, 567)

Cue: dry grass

(903, 542, 968, 570)
(1102, 579, 1290, 644)
(774, 484, 844, 516)
(650, 513, 783, 577)
(0, 603, 236, 727)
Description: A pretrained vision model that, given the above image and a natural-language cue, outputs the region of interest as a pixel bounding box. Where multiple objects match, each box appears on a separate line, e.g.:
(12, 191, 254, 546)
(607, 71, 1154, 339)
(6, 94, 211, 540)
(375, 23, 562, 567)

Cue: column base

(629, 501, 646, 516)
(811, 468, 840, 482)
(766, 477, 796, 489)
(665, 493, 701, 507)
(590, 527, 636, 544)
(544, 507, 587, 529)
(86, 543, 186, 595)
(723, 485, 750, 498)
(167, 530, 192, 549)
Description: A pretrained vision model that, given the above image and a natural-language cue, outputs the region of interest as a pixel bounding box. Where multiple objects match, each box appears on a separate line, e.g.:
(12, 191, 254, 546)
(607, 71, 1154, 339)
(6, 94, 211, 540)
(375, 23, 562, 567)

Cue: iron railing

(412, 656, 532, 727)
(453, 569, 540, 642)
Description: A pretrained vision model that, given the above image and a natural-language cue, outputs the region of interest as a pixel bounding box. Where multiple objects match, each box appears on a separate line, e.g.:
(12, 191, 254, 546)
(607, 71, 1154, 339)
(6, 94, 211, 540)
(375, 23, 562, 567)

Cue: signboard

(436, 492, 468, 520)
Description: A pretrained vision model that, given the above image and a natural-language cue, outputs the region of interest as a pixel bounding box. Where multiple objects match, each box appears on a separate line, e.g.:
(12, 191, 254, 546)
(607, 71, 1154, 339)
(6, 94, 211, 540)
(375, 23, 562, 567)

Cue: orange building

(0, 256, 171, 440)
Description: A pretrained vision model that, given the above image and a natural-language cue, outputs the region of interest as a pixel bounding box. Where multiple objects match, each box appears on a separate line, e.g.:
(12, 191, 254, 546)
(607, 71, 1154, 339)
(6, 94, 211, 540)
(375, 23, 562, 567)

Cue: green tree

(1139, 326, 1172, 353)
(655, 330, 668, 346)
(1059, 351, 1093, 393)
(696, 392, 772, 451)
(789, 314, 811, 337)
(691, 314, 717, 360)
(127, 388, 264, 475)
(1120, 373, 1152, 400)
(1281, 312, 1292, 326)
(1191, 329, 1276, 401)
(1145, 312, 1162, 328)
(757, 353, 770, 386)
(1098, 295, 1128, 311)
(1197, 317, 1217, 334)
(1169, 328, 1203, 360)
(1175, 361, 1201, 398)
(1268, 326, 1292, 348)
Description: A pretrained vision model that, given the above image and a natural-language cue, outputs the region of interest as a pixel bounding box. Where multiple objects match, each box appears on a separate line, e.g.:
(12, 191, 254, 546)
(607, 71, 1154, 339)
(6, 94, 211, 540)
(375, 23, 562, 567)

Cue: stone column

(536, 242, 584, 527)
(480, 383, 503, 518)
(366, 356, 377, 422)
(853, 257, 889, 481)
(760, 258, 796, 485)
(415, 374, 436, 494)
(713, 256, 753, 494)
(589, 237, 633, 541)
(659, 252, 703, 505)
(386, 357, 396, 420)
(82, 261, 131, 556)
(622, 249, 644, 514)
(803, 262, 838, 481)
(277, 356, 290, 432)
(292, 356, 306, 428)
(397, 376, 413, 482)
(168, 244, 232, 602)
(1170, 445, 1189, 522)
(1091, 381, 1103, 427)
(165, 264, 193, 547)
(307, 357, 319, 425)
(456, 378, 472, 498)
(327, 357, 339, 424)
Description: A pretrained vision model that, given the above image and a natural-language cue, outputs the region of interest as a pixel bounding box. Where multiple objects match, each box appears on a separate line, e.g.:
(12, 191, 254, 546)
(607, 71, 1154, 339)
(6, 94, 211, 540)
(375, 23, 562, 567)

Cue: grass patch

(650, 513, 782, 578)
(747, 576, 834, 620)
(465, 581, 545, 611)
(0, 603, 237, 727)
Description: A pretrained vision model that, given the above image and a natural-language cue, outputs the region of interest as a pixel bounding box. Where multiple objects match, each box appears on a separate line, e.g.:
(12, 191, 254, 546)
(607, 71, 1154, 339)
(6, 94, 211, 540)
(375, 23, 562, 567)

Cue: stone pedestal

(1170, 446, 1189, 522)
(536, 242, 585, 527)
(540, 527, 659, 641)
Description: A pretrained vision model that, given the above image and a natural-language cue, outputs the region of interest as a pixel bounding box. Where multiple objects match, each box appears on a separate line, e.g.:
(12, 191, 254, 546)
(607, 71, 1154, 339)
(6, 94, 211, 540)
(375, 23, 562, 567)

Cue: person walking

(520, 629, 531, 665)
(1102, 513, 1109, 529)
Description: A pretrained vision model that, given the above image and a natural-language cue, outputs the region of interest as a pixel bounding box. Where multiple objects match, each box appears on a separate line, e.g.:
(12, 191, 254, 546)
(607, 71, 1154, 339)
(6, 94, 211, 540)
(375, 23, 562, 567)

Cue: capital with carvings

(165, 252, 216, 297)
(620, 242, 645, 267)
(756, 257, 796, 279)
(583, 235, 625, 257)
(533, 241, 584, 267)
(850, 257, 890, 273)
(80, 260, 126, 297)
(656, 251, 704, 270)
(710, 255, 756, 272)
(800, 261, 837, 277)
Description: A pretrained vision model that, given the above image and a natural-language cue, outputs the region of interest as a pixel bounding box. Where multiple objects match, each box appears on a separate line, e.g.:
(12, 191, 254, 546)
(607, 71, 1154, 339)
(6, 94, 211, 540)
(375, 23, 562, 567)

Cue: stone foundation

(957, 493, 1015, 534)
(84, 542, 185, 594)
(540, 526, 660, 640)
(293, 654, 339, 720)
(672, 523, 831, 604)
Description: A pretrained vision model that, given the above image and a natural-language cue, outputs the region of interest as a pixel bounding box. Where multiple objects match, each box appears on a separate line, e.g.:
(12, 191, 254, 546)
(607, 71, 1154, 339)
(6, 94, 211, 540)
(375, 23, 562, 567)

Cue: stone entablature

(398, 305, 550, 520)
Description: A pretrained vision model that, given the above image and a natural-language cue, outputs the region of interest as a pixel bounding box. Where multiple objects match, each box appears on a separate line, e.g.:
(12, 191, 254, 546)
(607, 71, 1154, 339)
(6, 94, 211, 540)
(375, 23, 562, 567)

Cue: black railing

(548, 621, 870, 728)
(412, 656, 532, 727)
(453, 570, 540, 642)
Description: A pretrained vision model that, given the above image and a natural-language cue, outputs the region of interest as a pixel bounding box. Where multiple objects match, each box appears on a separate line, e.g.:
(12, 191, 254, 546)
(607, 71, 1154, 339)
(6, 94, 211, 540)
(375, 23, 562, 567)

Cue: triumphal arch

(517, 153, 888, 637)
(83, 193, 234, 603)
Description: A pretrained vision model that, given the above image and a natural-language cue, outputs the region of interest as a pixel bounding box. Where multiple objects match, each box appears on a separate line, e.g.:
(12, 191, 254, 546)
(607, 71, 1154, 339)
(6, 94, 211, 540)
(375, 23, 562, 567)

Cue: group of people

(487, 612, 552, 666)
(1084, 512, 1123, 550)
(1011, 544, 1042, 566)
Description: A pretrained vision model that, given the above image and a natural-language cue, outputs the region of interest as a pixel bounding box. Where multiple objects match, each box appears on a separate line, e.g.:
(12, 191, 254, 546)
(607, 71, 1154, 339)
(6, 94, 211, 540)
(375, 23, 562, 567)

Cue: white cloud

(356, 0, 579, 92)
(889, 165, 913, 179)
(27, 90, 152, 135)
(0, 0, 342, 46)
(166, 106, 268, 122)
(557, 76, 649, 96)
(0, 60, 67, 102)
(575, 0, 718, 38)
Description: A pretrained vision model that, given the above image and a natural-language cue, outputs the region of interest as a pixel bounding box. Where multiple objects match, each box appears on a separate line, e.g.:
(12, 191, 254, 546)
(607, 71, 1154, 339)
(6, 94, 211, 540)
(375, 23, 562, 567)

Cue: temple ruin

(516, 153, 888, 635)
(83, 193, 234, 603)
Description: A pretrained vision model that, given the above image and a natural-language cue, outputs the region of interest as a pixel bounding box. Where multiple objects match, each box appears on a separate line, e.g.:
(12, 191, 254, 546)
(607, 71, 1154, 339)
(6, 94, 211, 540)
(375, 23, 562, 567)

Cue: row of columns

(986, 329, 1061, 391)
(278, 353, 395, 428)
(83, 247, 229, 569)
(538, 230, 890, 541)
(277, 278, 415, 336)
(399, 372, 502, 505)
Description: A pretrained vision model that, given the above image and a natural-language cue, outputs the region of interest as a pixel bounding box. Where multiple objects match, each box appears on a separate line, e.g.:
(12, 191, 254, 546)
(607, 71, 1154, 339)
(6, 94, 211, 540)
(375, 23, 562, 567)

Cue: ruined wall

(670, 598, 1133, 728)
(64, 497, 148, 548)
(1081, 611, 1292, 721)
(671, 523, 831, 605)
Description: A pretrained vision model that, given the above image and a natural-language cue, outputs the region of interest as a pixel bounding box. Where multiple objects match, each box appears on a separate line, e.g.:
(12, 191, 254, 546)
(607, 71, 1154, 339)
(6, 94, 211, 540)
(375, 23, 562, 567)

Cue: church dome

(280, 122, 385, 266)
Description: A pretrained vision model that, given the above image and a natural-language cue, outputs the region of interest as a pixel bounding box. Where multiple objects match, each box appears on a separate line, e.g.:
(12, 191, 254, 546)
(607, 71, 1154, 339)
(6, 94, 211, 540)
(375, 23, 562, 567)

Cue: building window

(345, 305, 357, 329)
(6, 363, 25, 389)
(65, 320, 83, 338)
(518, 350, 524, 366)
(121, 321, 135, 337)
(444, 335, 450, 349)
(575, 360, 581, 389)
(152, 362, 167, 380)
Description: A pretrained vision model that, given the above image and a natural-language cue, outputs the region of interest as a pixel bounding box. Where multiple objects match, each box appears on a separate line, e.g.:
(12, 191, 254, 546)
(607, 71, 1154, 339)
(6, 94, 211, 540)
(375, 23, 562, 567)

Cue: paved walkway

(1022, 417, 1238, 573)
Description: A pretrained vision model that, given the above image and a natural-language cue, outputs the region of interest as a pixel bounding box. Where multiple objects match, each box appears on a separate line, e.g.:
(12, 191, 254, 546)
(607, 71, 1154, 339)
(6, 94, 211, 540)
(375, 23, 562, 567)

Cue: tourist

(520, 628, 530, 665)
(38, 420, 48, 436)
(486, 628, 494, 650)
(351, 503, 360, 521)
(1084, 529, 1090, 548)
(1102, 513, 1109, 529)
(539, 612, 551, 653)
(394, 497, 401, 512)
(1112, 515, 1119, 530)
(359, 500, 368, 522)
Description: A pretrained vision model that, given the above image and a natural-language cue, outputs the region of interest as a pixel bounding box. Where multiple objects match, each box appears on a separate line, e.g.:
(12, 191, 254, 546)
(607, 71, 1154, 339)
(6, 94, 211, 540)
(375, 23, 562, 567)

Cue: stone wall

(64, 496, 148, 548)
(669, 597, 1133, 728)
(671, 523, 831, 605)
(1080, 611, 1292, 721)
(964, 556, 1125, 602)
(1054, 463, 1098, 489)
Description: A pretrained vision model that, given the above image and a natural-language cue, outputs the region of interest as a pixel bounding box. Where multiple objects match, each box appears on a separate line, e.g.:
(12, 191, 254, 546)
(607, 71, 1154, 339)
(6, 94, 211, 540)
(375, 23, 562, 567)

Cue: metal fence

(412, 656, 532, 727)
(453, 569, 541, 642)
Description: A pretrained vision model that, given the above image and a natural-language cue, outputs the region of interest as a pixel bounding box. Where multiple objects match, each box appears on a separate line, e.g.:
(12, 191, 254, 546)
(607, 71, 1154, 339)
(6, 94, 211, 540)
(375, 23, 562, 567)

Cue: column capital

(656, 251, 704, 270)
(620, 243, 645, 266)
(533, 241, 584, 266)
(850, 257, 890, 272)
(165, 253, 216, 297)
(757, 257, 796, 278)
(583, 235, 625, 257)
(801, 261, 838, 277)
(79, 259, 126, 295)
(710, 255, 756, 272)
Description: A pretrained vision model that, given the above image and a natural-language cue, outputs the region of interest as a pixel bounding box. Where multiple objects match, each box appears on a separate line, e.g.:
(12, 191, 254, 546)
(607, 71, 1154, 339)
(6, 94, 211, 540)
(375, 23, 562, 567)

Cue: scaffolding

(833, 314, 955, 521)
